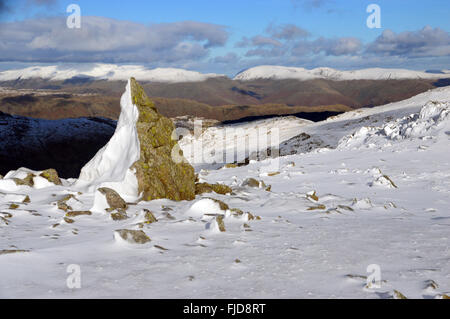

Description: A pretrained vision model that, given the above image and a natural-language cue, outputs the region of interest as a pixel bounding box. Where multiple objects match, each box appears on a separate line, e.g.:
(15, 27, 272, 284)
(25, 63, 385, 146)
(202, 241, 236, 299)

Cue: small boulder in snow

(114, 229, 151, 244)
(242, 178, 266, 188)
(39, 169, 62, 185)
(57, 194, 77, 212)
(13, 173, 34, 187)
(195, 183, 232, 195)
(205, 215, 226, 233)
(143, 209, 158, 223)
(110, 209, 128, 221)
(65, 211, 92, 218)
(98, 187, 128, 211)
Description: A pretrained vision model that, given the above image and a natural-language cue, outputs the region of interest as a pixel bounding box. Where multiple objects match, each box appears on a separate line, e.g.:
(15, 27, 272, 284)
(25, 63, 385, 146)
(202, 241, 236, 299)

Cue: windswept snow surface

(234, 65, 450, 81)
(0, 64, 223, 83)
(0, 87, 450, 298)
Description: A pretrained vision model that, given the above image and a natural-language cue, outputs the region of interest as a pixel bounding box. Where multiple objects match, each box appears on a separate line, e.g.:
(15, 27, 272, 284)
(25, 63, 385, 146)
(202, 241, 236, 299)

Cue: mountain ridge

(1, 63, 449, 83)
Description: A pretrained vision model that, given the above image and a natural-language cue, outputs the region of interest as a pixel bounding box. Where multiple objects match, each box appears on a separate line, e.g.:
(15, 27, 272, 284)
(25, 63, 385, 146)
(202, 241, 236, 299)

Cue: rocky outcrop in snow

(75, 78, 197, 202)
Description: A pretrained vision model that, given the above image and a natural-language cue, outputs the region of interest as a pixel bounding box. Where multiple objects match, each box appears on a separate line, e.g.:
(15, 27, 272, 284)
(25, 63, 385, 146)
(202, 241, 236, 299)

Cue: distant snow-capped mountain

(234, 65, 450, 81)
(1, 64, 449, 84)
(0, 64, 225, 83)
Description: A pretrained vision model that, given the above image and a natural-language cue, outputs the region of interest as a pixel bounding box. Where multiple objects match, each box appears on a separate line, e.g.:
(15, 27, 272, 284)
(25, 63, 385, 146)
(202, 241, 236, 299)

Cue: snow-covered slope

(234, 65, 450, 81)
(0, 64, 224, 83)
(0, 86, 449, 299)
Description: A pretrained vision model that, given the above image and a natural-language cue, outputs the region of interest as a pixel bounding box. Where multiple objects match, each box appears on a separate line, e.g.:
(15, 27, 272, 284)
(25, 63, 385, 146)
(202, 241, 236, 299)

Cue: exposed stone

(0, 249, 30, 255)
(98, 187, 127, 211)
(216, 215, 226, 232)
(129, 78, 196, 202)
(205, 197, 229, 211)
(13, 173, 34, 187)
(0, 216, 9, 225)
(64, 217, 74, 224)
(230, 208, 244, 217)
(39, 169, 62, 185)
(114, 229, 151, 244)
(393, 290, 407, 299)
(242, 178, 266, 188)
(337, 205, 354, 212)
(9, 203, 19, 210)
(161, 212, 176, 220)
(307, 204, 326, 211)
(57, 194, 76, 212)
(267, 171, 280, 176)
(223, 163, 238, 169)
(306, 191, 319, 202)
(143, 209, 158, 223)
(111, 209, 128, 221)
(0, 212, 13, 218)
(382, 174, 398, 188)
(65, 211, 92, 218)
(195, 183, 232, 195)
(22, 195, 30, 204)
(424, 279, 439, 290)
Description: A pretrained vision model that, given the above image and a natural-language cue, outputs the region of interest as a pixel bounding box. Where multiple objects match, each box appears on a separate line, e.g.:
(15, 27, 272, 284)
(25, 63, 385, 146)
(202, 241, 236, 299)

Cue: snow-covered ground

(0, 86, 449, 299)
(234, 65, 450, 81)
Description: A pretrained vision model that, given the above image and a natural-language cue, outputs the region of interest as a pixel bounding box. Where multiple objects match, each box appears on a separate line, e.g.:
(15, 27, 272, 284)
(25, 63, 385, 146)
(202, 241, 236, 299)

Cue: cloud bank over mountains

(0, 5, 448, 74)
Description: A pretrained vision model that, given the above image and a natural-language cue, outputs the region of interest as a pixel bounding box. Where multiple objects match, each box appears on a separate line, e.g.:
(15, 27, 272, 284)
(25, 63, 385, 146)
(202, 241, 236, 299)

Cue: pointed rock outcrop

(129, 78, 196, 201)
(76, 78, 196, 202)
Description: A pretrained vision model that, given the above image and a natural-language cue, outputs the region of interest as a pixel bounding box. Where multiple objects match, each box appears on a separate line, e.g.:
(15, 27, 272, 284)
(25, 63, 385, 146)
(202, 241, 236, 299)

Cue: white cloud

(367, 26, 450, 58)
(0, 16, 229, 63)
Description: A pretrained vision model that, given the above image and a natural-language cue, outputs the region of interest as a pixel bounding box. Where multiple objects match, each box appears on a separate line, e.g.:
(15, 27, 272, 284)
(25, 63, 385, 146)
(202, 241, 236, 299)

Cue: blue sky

(0, 0, 449, 75)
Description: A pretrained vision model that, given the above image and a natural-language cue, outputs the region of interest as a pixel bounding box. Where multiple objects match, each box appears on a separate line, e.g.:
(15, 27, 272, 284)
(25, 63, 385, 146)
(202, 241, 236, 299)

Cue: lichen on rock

(13, 173, 34, 187)
(143, 209, 158, 223)
(39, 169, 62, 185)
(129, 78, 196, 201)
(111, 209, 128, 221)
(195, 183, 232, 195)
